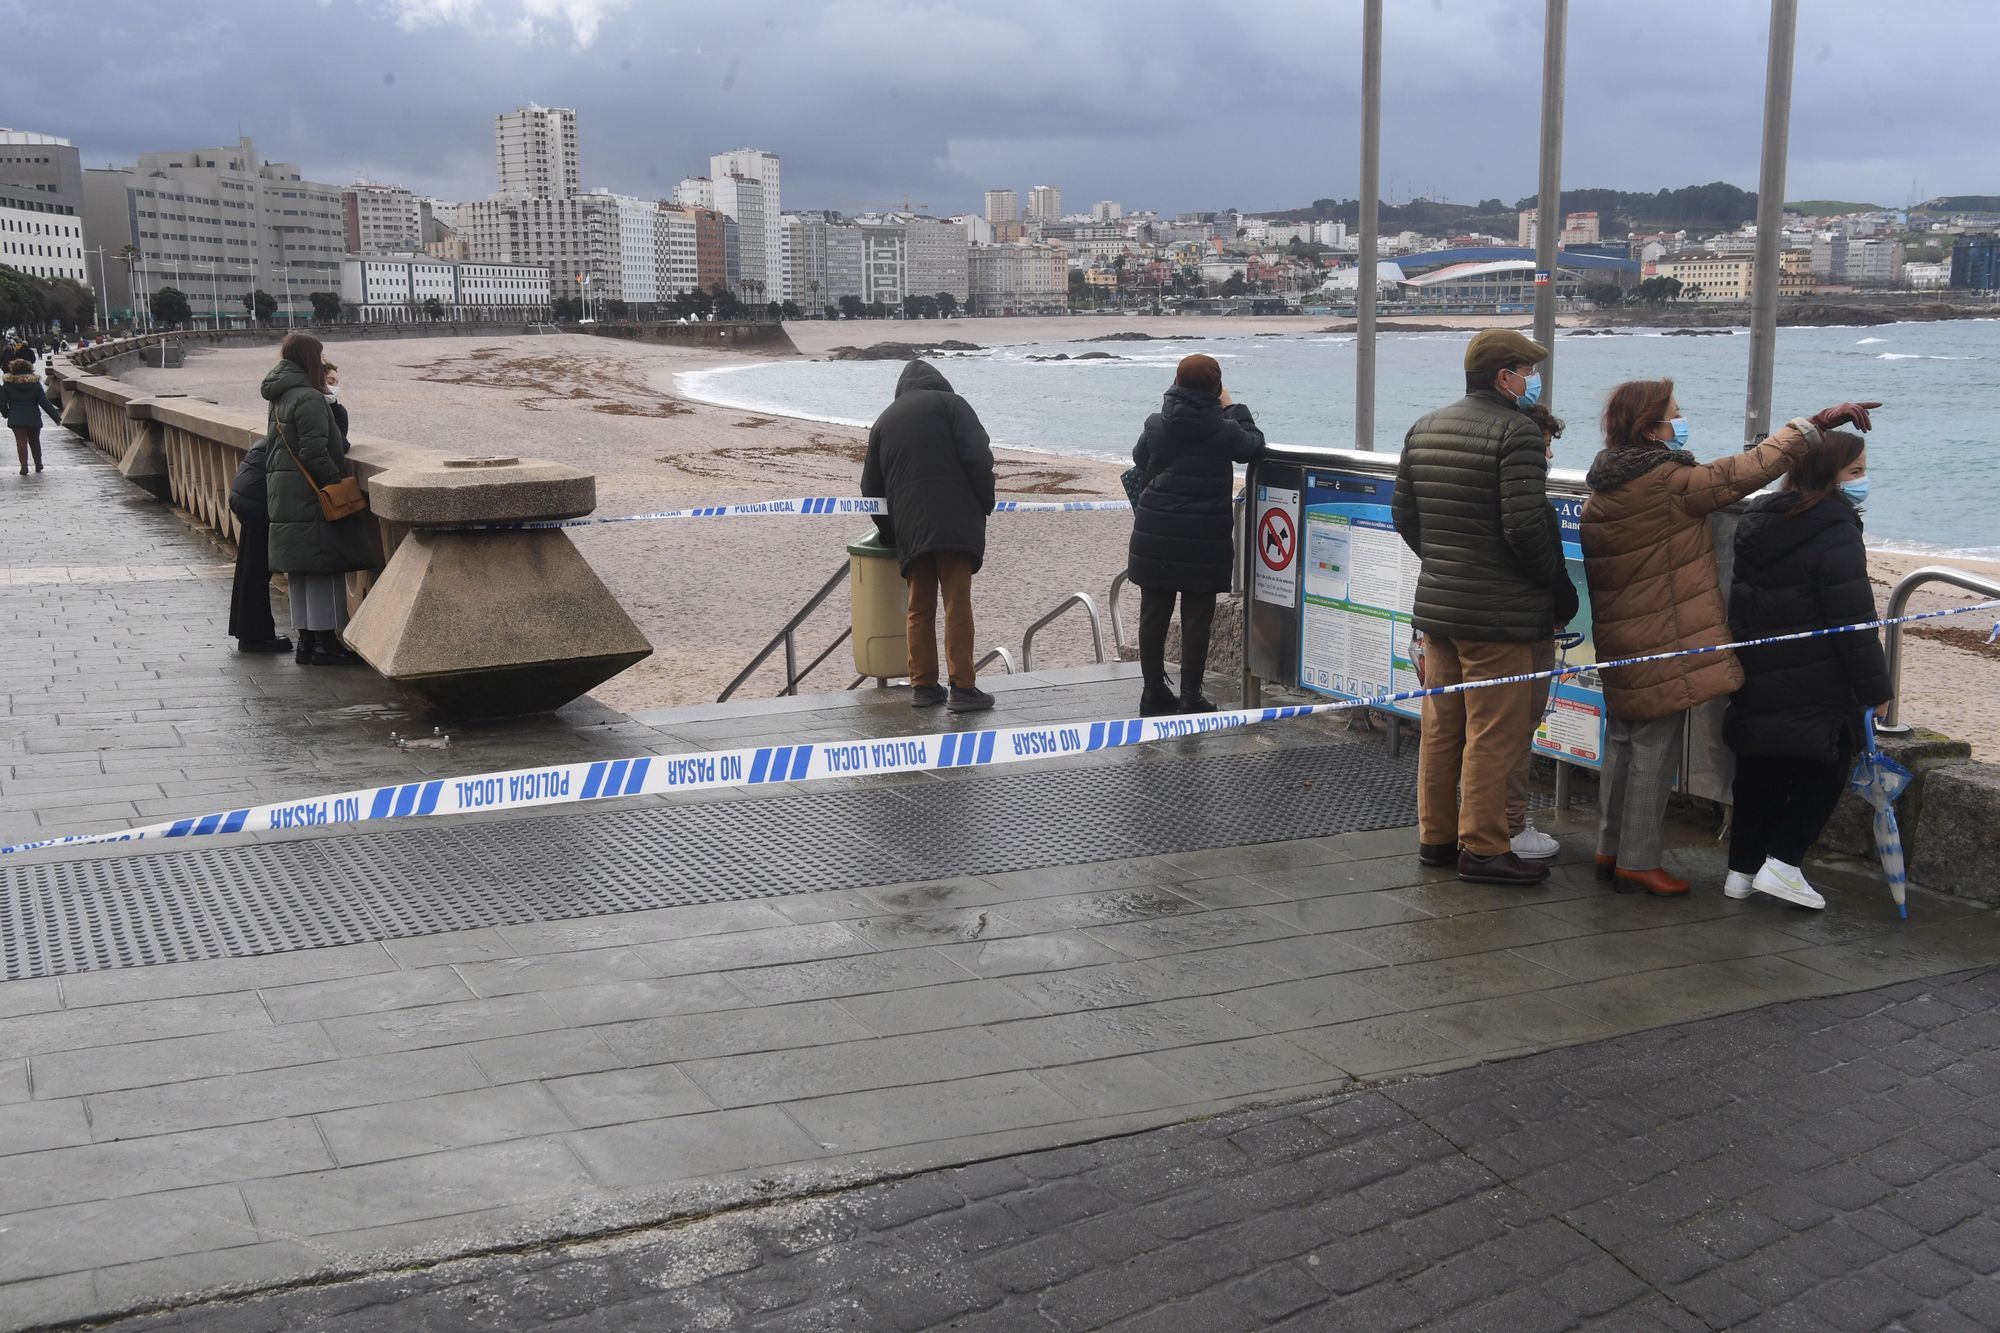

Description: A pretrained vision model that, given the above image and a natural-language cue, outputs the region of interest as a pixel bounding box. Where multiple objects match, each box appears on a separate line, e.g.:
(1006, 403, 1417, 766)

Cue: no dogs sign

(1253, 484, 1300, 608)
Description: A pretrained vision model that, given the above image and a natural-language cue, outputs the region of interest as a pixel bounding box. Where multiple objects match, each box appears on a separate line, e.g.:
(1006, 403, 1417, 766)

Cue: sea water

(678, 319, 2000, 559)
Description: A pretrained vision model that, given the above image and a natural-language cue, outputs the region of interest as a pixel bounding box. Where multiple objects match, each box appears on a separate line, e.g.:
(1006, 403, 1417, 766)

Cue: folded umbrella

(1849, 708, 1913, 920)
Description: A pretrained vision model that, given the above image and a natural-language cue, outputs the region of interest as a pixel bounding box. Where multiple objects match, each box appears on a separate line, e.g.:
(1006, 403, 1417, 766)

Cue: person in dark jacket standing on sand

(862, 360, 997, 713)
(1723, 429, 1892, 911)
(1126, 353, 1264, 717)
(1393, 329, 1566, 887)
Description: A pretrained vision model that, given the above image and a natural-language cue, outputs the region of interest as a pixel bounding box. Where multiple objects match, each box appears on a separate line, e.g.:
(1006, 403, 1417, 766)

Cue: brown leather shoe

(1614, 866, 1691, 897)
(1594, 854, 1616, 883)
(1418, 841, 1457, 867)
(1458, 849, 1551, 886)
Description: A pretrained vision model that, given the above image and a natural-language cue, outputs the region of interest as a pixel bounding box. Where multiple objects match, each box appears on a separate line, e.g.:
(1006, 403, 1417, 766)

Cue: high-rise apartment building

(904, 216, 970, 302)
(588, 189, 664, 308)
(1092, 200, 1123, 223)
(82, 137, 344, 324)
(968, 241, 1067, 315)
(984, 189, 1018, 225)
(0, 129, 88, 289)
(342, 179, 423, 255)
(673, 177, 714, 209)
(710, 148, 781, 300)
(461, 192, 614, 307)
(495, 104, 579, 198)
(1028, 185, 1062, 223)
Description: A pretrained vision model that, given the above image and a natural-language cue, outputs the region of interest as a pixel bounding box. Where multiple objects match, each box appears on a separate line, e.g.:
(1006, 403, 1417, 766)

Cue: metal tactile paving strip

(0, 742, 1417, 982)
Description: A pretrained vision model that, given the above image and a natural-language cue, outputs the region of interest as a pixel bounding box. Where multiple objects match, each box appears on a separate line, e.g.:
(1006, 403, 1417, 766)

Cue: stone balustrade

(43, 334, 652, 716)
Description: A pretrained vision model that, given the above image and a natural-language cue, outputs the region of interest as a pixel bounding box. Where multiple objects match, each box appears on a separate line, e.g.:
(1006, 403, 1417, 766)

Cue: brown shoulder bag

(276, 418, 367, 522)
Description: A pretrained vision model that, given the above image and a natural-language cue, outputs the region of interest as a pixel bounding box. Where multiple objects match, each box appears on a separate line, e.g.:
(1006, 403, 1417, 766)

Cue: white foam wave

(1876, 352, 1978, 361)
(1857, 336, 1886, 344)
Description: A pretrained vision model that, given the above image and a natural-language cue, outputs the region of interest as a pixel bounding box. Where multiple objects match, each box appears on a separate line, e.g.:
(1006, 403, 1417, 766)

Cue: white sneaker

(1723, 871, 1756, 900)
(1751, 858, 1826, 910)
(1510, 821, 1562, 860)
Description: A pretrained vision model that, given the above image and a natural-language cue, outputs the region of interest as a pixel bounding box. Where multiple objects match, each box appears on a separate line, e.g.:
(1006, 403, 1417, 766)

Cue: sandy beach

(120, 321, 2000, 758)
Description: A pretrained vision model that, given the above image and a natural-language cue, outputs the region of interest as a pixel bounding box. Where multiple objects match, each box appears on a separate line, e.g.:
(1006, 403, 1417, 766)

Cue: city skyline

(18, 0, 1995, 221)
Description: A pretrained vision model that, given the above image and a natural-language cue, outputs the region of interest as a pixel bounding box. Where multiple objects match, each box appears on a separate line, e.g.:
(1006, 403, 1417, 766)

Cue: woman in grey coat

(261, 333, 376, 665)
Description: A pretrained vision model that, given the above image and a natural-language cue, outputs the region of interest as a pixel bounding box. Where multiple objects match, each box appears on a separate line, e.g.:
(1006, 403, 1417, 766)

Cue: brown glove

(1808, 401, 1883, 433)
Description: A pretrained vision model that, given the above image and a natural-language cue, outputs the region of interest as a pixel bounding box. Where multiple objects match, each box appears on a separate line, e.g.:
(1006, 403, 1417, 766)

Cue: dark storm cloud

(15, 0, 1993, 213)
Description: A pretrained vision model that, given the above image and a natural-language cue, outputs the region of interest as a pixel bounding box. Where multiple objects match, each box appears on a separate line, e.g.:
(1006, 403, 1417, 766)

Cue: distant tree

(822, 303, 840, 321)
(239, 289, 278, 324)
(150, 286, 192, 327)
(1220, 273, 1248, 297)
(935, 291, 957, 318)
(1680, 283, 1706, 302)
(866, 300, 888, 319)
(962, 294, 978, 316)
(838, 294, 864, 320)
(765, 301, 783, 322)
(1581, 281, 1624, 307)
(422, 296, 446, 321)
(605, 298, 630, 320)
(710, 285, 745, 320)
(1478, 198, 1507, 214)
(781, 300, 803, 320)
(307, 290, 343, 323)
(1633, 275, 1684, 307)
(902, 295, 922, 320)
(0, 265, 94, 333)
(551, 296, 582, 321)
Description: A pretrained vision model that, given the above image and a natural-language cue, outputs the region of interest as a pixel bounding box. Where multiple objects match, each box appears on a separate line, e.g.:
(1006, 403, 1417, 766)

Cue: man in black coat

(861, 360, 997, 713)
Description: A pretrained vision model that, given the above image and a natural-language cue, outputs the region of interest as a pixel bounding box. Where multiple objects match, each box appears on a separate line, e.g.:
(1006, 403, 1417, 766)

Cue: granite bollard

(343, 454, 652, 716)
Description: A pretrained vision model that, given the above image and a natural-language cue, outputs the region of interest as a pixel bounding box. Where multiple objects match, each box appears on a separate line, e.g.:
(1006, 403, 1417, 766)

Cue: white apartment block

(1653, 251, 1755, 302)
(82, 137, 344, 324)
(673, 176, 714, 209)
(984, 189, 1018, 225)
(495, 104, 578, 198)
(1092, 200, 1123, 223)
(589, 189, 662, 306)
(968, 242, 1067, 315)
(711, 172, 770, 301)
(1313, 220, 1349, 247)
(342, 180, 423, 255)
(340, 255, 550, 321)
(953, 214, 994, 246)
(858, 218, 908, 305)
(904, 216, 969, 302)
(0, 186, 87, 285)
(711, 148, 781, 300)
(1027, 185, 1062, 223)
(658, 205, 700, 297)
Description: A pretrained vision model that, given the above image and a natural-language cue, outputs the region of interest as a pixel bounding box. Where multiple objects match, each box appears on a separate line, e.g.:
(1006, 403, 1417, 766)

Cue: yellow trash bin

(848, 531, 910, 679)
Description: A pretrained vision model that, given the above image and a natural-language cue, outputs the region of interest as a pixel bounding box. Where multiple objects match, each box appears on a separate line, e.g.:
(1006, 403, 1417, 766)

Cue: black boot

(295, 631, 316, 665)
(30, 441, 42, 472)
(1139, 682, 1179, 717)
(309, 631, 364, 666)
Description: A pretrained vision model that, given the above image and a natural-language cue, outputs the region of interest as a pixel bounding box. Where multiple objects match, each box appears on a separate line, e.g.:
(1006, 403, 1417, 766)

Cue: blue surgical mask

(1668, 417, 1689, 449)
(1840, 478, 1871, 505)
(1514, 372, 1543, 409)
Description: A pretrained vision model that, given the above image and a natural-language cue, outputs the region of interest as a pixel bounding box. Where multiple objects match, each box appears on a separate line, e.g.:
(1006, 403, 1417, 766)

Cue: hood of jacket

(261, 358, 316, 404)
(895, 359, 952, 397)
(1735, 490, 1862, 567)
(1159, 383, 1224, 440)
(1586, 441, 1695, 493)
(2, 373, 37, 386)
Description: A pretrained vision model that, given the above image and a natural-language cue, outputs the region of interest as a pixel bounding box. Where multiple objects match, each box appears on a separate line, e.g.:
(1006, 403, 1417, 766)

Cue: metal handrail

(1107, 572, 1131, 656)
(1876, 564, 2000, 733)
(978, 645, 1021, 675)
(717, 560, 851, 701)
(1020, 593, 1107, 672)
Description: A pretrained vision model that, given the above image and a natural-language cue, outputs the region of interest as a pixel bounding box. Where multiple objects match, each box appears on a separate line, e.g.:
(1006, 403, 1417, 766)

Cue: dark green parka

(261, 360, 376, 575)
(1, 372, 60, 429)
(1391, 388, 1565, 642)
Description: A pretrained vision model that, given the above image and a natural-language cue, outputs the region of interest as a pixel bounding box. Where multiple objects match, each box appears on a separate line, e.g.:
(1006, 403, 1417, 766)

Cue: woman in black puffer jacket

(1126, 354, 1265, 716)
(1723, 428, 1890, 911)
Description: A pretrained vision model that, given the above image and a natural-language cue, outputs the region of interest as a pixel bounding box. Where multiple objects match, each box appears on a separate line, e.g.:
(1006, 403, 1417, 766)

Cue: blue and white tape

(483, 496, 1132, 530)
(3, 597, 1994, 859)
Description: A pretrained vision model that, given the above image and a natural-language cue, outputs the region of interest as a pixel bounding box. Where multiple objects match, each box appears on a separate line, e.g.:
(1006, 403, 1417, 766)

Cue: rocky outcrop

(823, 341, 983, 361)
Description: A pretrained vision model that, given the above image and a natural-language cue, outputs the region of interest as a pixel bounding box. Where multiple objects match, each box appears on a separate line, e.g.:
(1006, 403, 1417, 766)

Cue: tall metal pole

(1354, 0, 1383, 451)
(1533, 0, 1568, 401)
(1744, 0, 1799, 448)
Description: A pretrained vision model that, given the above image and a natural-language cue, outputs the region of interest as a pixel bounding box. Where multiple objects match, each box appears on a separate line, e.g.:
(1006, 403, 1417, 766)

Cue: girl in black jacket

(1126, 354, 1264, 716)
(1723, 429, 1890, 910)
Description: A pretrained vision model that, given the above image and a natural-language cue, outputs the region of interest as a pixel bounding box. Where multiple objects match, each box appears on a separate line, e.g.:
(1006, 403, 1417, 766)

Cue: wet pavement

(4, 419, 2000, 1329)
(82, 967, 2000, 1332)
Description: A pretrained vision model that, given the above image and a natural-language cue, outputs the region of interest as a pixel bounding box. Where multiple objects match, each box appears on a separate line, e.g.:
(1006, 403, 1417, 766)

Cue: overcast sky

(21, 0, 1993, 215)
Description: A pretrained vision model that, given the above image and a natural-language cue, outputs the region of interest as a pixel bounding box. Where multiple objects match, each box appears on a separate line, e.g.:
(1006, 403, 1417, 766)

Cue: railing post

(1533, 0, 1568, 399)
(1744, 0, 1799, 448)
(1354, 0, 1383, 452)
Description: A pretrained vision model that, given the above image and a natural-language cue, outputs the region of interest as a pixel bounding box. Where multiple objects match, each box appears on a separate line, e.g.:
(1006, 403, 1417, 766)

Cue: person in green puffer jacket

(1392, 329, 1568, 888)
(261, 333, 376, 666)
(2, 357, 61, 474)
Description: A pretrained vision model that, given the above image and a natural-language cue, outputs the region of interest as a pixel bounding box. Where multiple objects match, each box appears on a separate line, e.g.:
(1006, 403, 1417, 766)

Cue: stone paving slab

(72, 966, 2000, 1333)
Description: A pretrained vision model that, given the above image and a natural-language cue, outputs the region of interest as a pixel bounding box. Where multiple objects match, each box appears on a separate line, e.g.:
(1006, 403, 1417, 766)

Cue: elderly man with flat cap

(1392, 329, 1569, 886)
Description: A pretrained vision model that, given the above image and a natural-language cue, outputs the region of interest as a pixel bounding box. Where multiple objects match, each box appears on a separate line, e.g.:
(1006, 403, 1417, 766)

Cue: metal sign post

(1354, 0, 1383, 452)
(1744, 0, 1799, 448)
(1533, 0, 1568, 401)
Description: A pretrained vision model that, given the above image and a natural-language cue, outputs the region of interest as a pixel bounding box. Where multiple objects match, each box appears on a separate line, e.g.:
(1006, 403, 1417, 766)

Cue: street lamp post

(84, 246, 109, 332)
(191, 262, 222, 331)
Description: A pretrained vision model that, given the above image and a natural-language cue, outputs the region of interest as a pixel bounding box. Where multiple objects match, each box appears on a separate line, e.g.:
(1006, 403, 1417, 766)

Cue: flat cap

(1464, 328, 1549, 376)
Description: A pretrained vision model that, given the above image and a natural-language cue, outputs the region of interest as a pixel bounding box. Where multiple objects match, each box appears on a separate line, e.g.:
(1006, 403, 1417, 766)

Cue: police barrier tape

(4, 598, 1996, 859)
(475, 496, 1134, 530)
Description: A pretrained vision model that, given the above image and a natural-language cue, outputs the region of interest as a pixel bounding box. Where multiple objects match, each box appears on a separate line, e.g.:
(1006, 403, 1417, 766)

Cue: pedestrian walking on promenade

(1126, 353, 1266, 717)
(861, 359, 998, 713)
(262, 332, 374, 666)
(2, 357, 60, 474)
(1505, 403, 1582, 861)
(1581, 381, 1878, 897)
(1393, 329, 1565, 886)
(1723, 428, 1890, 910)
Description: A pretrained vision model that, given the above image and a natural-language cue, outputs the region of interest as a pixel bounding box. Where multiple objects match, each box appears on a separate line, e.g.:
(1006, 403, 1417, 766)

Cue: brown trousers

(1505, 634, 1558, 836)
(906, 552, 976, 689)
(1418, 636, 1534, 858)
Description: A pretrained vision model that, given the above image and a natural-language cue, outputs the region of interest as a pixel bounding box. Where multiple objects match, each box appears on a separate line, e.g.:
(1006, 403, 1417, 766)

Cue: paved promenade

(3, 417, 1998, 1330)
(99, 966, 2000, 1332)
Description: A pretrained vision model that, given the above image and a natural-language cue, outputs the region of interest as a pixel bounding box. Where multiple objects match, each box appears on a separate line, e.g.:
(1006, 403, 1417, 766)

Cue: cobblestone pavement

(85, 966, 2000, 1332)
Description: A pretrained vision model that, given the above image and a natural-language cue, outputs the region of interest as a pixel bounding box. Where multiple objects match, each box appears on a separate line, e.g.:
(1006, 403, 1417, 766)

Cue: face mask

(1513, 372, 1543, 409)
(1840, 478, 1871, 504)
(1667, 417, 1689, 449)
(324, 387, 339, 402)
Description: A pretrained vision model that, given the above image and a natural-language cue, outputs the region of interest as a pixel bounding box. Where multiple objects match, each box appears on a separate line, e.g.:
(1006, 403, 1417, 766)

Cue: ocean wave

(1876, 352, 1979, 361)
(1857, 337, 1887, 345)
